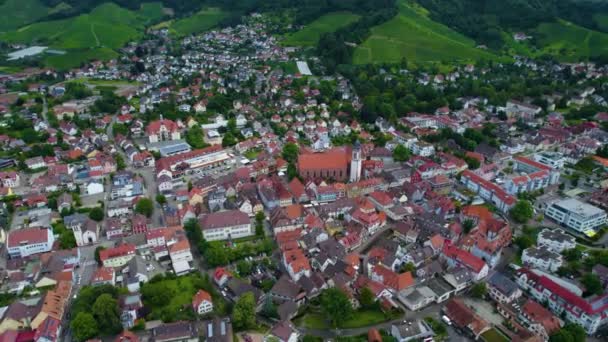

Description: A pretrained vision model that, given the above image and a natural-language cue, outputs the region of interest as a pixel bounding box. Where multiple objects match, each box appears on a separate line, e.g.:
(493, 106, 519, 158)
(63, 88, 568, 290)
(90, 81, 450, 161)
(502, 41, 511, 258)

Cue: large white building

(533, 152, 565, 170)
(537, 228, 576, 253)
(545, 198, 607, 234)
(521, 246, 563, 273)
(7, 227, 54, 258)
(199, 210, 253, 241)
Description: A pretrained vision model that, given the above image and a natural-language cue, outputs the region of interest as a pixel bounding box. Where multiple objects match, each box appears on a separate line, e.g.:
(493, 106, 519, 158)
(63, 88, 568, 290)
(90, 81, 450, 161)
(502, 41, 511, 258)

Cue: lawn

(69, 77, 142, 87)
(481, 328, 510, 342)
(296, 309, 393, 329)
(283, 12, 360, 46)
(535, 19, 608, 61)
(171, 8, 227, 36)
(243, 148, 261, 160)
(44, 48, 119, 70)
(353, 0, 501, 64)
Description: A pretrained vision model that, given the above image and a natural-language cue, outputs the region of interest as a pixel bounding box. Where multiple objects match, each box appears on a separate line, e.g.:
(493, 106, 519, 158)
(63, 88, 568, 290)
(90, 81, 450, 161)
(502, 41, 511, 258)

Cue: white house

(86, 181, 104, 195)
(522, 246, 563, 273)
(192, 290, 213, 315)
(7, 227, 54, 258)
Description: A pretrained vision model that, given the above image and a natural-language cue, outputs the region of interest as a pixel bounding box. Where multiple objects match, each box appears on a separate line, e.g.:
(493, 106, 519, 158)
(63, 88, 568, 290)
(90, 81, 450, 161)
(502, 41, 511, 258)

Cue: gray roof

(487, 272, 519, 296)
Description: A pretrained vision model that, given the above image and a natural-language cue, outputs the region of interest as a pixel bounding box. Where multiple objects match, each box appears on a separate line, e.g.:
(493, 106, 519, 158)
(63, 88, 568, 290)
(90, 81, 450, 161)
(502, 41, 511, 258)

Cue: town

(0, 11, 608, 342)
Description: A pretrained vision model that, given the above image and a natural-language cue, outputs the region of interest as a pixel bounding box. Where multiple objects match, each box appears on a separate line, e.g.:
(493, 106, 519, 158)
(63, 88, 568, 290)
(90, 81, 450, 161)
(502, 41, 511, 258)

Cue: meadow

(0, 0, 50, 32)
(353, 0, 500, 64)
(283, 12, 360, 46)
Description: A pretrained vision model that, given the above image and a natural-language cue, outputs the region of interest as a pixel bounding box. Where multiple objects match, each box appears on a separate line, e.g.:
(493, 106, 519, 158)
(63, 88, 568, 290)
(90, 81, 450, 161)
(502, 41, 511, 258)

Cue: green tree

(142, 281, 175, 308)
(549, 323, 586, 342)
(71, 312, 99, 342)
(514, 235, 534, 251)
(320, 288, 353, 327)
(232, 293, 256, 331)
(237, 260, 253, 276)
(115, 154, 126, 171)
(255, 211, 265, 237)
(358, 287, 375, 309)
(510, 200, 534, 223)
(463, 219, 476, 234)
(88, 207, 104, 222)
(262, 296, 278, 319)
(581, 273, 603, 296)
(282, 143, 300, 163)
(471, 282, 487, 299)
(92, 294, 121, 335)
(135, 198, 154, 217)
(392, 144, 411, 162)
(287, 162, 298, 180)
(94, 246, 106, 265)
(156, 194, 167, 205)
(186, 124, 208, 148)
(222, 132, 237, 147)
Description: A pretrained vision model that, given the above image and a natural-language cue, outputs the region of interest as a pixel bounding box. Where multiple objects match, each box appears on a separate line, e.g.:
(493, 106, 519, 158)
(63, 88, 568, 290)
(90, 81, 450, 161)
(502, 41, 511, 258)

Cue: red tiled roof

(7, 227, 50, 248)
(298, 149, 348, 170)
(99, 244, 136, 262)
(521, 299, 561, 335)
(462, 170, 516, 206)
(192, 289, 212, 309)
(442, 244, 486, 273)
(514, 156, 551, 171)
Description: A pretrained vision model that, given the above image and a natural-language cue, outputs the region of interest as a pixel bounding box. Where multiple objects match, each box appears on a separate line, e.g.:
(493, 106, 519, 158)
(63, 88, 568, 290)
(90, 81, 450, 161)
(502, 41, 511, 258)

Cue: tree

(115, 154, 126, 171)
(393, 144, 411, 162)
(262, 296, 278, 319)
(581, 273, 603, 296)
(142, 281, 175, 308)
(71, 312, 98, 342)
(92, 294, 121, 335)
(88, 207, 104, 222)
(510, 200, 534, 223)
(320, 288, 353, 327)
(549, 323, 586, 342)
(222, 132, 237, 147)
(156, 194, 167, 205)
(236, 260, 253, 276)
(186, 124, 208, 149)
(135, 198, 154, 217)
(287, 162, 298, 180)
(358, 287, 375, 309)
(463, 219, 476, 234)
(282, 143, 299, 164)
(514, 235, 534, 251)
(232, 293, 256, 331)
(471, 282, 487, 299)
(94, 246, 106, 265)
(255, 211, 265, 237)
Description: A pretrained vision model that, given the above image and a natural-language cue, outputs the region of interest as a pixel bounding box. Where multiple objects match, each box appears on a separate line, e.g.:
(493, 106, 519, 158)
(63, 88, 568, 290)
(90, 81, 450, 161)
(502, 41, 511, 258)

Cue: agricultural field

(353, 0, 500, 64)
(282, 12, 360, 46)
(170, 8, 227, 36)
(0, 2, 166, 69)
(0, 0, 51, 32)
(535, 19, 608, 61)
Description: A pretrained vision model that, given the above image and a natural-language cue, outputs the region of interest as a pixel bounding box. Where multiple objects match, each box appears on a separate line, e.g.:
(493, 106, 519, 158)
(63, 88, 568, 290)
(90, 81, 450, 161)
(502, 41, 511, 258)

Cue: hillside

(170, 7, 227, 36)
(0, 0, 53, 32)
(282, 12, 361, 47)
(0, 2, 165, 69)
(353, 1, 500, 64)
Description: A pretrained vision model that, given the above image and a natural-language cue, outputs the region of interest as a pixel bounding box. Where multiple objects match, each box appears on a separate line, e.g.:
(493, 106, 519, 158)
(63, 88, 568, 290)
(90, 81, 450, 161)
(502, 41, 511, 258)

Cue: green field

(353, 0, 500, 64)
(171, 8, 227, 36)
(0, 0, 51, 32)
(481, 328, 510, 342)
(0, 2, 166, 69)
(535, 19, 608, 61)
(295, 309, 393, 329)
(283, 12, 360, 46)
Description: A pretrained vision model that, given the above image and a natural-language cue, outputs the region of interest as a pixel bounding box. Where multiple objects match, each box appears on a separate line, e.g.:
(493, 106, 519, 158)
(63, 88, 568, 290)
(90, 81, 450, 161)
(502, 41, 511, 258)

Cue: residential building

(545, 198, 607, 234)
(522, 246, 563, 273)
(390, 320, 434, 342)
(487, 272, 522, 304)
(7, 227, 54, 258)
(192, 290, 213, 315)
(443, 298, 491, 340)
(199, 210, 253, 241)
(100, 244, 136, 268)
(461, 170, 516, 212)
(515, 268, 608, 334)
(519, 299, 561, 341)
(146, 117, 181, 143)
(537, 228, 576, 253)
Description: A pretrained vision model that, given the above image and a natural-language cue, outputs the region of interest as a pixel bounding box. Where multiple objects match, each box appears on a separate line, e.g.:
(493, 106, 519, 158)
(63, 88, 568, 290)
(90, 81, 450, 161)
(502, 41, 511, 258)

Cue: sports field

(283, 12, 360, 46)
(353, 0, 499, 64)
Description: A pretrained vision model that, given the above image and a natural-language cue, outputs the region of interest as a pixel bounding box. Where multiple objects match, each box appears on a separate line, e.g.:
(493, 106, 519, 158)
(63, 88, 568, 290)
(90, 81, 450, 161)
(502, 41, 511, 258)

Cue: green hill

(0, 2, 166, 69)
(170, 7, 227, 36)
(534, 19, 608, 61)
(353, 1, 500, 64)
(283, 12, 361, 46)
(0, 0, 52, 32)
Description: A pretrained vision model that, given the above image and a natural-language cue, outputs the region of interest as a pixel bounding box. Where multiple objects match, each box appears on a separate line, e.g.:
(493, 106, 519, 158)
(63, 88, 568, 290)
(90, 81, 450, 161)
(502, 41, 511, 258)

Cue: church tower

(350, 141, 362, 182)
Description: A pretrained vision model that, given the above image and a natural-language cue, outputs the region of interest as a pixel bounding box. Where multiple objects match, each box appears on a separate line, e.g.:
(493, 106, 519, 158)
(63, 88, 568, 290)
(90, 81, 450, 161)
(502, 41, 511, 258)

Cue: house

(99, 244, 136, 268)
(268, 321, 299, 342)
(192, 290, 213, 315)
(390, 320, 435, 342)
(199, 317, 232, 342)
(7, 227, 54, 258)
(370, 265, 414, 293)
(199, 210, 253, 241)
(441, 245, 489, 281)
(537, 228, 576, 253)
(150, 321, 198, 342)
(487, 272, 521, 304)
(522, 246, 563, 273)
(443, 298, 491, 340)
(146, 117, 181, 143)
(520, 299, 561, 341)
(86, 180, 104, 195)
(92, 267, 116, 286)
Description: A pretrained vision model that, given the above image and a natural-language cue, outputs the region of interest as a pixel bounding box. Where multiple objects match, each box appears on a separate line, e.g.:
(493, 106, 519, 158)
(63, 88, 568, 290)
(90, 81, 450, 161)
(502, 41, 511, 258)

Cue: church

(297, 143, 362, 182)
